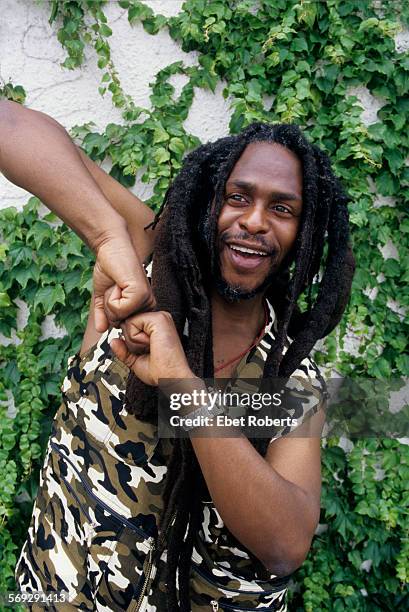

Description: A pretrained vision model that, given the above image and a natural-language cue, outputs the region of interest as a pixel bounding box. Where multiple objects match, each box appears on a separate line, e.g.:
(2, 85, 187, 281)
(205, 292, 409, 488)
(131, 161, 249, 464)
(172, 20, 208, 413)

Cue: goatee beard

(215, 271, 275, 303)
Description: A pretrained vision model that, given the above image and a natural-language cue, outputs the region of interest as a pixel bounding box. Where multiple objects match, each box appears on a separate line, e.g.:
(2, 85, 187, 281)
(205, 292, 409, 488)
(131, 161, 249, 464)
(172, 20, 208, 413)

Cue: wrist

(159, 373, 201, 397)
(89, 215, 129, 255)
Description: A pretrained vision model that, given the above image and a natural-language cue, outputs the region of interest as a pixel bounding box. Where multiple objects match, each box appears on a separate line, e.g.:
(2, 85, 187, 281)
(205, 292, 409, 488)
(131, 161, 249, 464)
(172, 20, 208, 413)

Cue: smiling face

(215, 141, 303, 300)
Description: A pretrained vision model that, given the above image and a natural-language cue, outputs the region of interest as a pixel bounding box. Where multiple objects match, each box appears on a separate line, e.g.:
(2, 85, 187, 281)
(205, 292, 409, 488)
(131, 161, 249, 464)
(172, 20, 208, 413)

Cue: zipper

(50, 440, 151, 540)
(209, 601, 277, 612)
(58, 466, 93, 524)
(134, 536, 155, 612)
(50, 440, 175, 612)
(193, 563, 288, 595)
(56, 466, 99, 544)
(131, 513, 176, 612)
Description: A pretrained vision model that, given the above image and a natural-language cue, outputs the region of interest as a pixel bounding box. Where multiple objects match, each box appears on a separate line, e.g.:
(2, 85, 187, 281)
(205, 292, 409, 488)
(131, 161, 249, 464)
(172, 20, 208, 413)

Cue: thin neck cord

(214, 300, 269, 374)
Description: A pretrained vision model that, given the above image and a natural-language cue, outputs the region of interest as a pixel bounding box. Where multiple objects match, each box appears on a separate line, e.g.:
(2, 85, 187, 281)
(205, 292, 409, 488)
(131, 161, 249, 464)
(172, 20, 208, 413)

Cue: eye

(270, 203, 292, 215)
(225, 193, 249, 206)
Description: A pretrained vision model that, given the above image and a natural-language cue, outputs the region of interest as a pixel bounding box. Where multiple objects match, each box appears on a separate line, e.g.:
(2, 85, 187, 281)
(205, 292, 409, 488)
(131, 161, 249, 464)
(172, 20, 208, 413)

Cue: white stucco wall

(1, 1, 408, 210)
(0, 0, 233, 207)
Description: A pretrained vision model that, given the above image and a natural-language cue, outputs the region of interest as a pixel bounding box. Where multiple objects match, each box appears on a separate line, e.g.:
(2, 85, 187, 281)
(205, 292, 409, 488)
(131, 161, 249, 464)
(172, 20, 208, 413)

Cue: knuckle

(104, 293, 117, 316)
(139, 288, 156, 311)
(156, 310, 167, 321)
(123, 313, 139, 327)
(157, 310, 173, 324)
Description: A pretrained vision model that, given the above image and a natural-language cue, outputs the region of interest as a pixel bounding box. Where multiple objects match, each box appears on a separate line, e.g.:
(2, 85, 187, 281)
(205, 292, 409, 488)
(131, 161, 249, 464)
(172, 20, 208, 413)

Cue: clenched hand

(93, 234, 156, 334)
(110, 311, 193, 386)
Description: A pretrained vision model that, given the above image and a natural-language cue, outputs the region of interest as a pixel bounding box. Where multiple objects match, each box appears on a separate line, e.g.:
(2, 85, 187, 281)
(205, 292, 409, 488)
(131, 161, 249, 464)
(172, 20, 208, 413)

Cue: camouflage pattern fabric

(15, 298, 324, 611)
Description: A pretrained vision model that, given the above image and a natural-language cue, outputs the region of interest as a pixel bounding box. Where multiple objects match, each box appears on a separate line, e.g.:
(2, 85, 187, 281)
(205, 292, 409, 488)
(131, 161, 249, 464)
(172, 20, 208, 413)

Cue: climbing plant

(0, 1, 408, 609)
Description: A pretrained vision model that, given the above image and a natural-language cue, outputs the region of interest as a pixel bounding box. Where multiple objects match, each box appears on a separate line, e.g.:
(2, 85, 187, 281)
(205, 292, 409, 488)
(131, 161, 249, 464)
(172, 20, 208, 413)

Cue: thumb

(94, 294, 109, 333)
(110, 338, 139, 369)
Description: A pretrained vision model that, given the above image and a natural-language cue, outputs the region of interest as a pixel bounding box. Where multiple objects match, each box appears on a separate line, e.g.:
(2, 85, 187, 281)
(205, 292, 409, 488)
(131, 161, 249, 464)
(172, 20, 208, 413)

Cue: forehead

(226, 141, 303, 195)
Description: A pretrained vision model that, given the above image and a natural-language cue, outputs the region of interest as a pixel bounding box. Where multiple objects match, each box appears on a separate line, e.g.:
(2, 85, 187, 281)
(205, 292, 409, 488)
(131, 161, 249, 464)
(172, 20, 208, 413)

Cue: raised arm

(0, 100, 156, 331)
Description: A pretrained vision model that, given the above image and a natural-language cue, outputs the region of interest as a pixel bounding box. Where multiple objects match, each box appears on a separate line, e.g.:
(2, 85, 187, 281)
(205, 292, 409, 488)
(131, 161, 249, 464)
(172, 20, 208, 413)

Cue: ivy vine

(0, 1, 408, 609)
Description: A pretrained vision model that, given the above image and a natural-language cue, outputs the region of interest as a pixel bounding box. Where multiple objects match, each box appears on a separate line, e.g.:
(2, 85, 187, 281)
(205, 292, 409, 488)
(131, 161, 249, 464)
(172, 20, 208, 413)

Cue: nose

(238, 204, 269, 235)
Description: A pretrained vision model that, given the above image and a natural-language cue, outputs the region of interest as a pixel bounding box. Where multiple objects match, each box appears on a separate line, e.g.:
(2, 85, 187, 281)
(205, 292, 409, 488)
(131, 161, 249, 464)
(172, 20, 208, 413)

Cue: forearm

(0, 100, 126, 251)
(114, 312, 320, 573)
(191, 434, 316, 574)
(165, 378, 318, 574)
(77, 150, 155, 260)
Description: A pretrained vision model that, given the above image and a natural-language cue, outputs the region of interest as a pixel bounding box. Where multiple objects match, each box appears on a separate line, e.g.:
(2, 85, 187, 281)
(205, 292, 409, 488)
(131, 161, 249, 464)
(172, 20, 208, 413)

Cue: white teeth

(229, 245, 267, 256)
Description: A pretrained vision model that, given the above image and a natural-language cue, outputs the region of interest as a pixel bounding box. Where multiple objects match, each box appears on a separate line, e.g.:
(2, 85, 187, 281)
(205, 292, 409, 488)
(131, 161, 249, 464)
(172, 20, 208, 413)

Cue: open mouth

(226, 243, 271, 270)
(228, 244, 269, 257)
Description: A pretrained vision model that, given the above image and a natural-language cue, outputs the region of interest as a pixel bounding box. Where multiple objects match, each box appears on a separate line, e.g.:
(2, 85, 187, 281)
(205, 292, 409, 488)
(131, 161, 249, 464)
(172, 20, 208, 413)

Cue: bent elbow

(262, 555, 306, 578)
(260, 541, 312, 577)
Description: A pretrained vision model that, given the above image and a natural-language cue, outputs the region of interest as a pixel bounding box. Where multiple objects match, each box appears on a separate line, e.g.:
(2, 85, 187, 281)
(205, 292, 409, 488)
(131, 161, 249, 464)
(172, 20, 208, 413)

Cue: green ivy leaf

(0, 292, 12, 308)
(13, 263, 41, 289)
(128, 2, 153, 24)
(369, 357, 392, 378)
(99, 23, 112, 37)
(153, 125, 169, 144)
(295, 77, 310, 100)
(153, 147, 170, 164)
(33, 285, 66, 314)
(8, 243, 33, 266)
(168, 137, 184, 155)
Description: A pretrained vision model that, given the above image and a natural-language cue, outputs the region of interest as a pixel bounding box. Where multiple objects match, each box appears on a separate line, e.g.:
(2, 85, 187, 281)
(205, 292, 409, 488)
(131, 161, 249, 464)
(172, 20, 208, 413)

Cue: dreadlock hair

(124, 123, 355, 611)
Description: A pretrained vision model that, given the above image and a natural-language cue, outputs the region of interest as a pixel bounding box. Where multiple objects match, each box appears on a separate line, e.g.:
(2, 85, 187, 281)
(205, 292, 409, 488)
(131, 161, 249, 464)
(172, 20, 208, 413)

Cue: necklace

(214, 300, 269, 374)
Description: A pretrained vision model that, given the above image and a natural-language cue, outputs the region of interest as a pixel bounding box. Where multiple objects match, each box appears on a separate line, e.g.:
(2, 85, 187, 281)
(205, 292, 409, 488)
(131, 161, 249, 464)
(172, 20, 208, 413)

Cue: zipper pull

(135, 537, 157, 612)
(210, 601, 219, 611)
(141, 538, 154, 571)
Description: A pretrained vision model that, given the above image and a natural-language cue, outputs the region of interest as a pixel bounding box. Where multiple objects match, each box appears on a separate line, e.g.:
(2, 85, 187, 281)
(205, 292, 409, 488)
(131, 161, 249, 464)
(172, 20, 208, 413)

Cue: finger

(120, 321, 150, 354)
(119, 310, 173, 336)
(94, 294, 109, 333)
(103, 285, 122, 326)
(106, 282, 156, 323)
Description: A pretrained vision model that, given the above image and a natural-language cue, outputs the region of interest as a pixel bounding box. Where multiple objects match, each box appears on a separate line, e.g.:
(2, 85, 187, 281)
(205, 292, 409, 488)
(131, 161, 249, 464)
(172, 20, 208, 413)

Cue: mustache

(220, 231, 277, 256)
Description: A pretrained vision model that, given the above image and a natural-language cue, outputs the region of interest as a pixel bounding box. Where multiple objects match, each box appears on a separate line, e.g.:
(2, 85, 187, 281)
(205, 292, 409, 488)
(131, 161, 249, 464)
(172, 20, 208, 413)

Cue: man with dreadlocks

(1, 101, 354, 611)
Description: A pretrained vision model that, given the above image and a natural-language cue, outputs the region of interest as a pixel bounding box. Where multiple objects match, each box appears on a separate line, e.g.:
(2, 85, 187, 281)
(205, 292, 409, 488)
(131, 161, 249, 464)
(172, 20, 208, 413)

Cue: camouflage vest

(16, 299, 323, 612)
